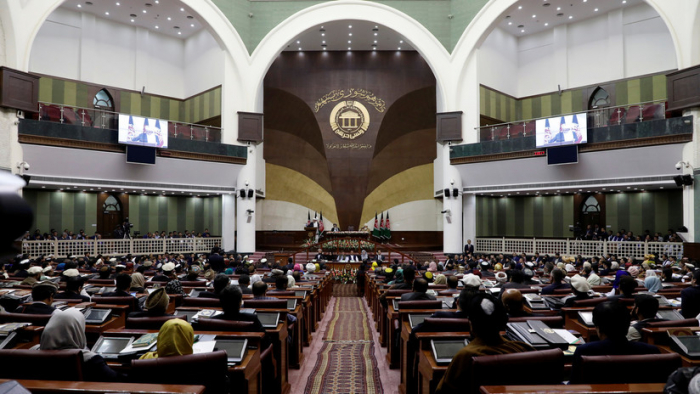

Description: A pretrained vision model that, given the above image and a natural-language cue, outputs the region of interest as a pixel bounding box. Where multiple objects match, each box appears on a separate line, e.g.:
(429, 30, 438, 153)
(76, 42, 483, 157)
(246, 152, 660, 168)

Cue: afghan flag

(379, 212, 385, 239)
(383, 211, 391, 240)
(127, 115, 136, 139)
(155, 119, 164, 147)
(306, 211, 311, 227)
(543, 118, 551, 144)
(572, 114, 583, 143)
(319, 211, 325, 235)
(372, 213, 381, 238)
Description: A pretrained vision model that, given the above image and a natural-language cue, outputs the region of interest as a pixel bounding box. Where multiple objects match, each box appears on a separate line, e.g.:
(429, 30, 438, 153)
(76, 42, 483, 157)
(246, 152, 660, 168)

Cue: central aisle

(289, 292, 400, 394)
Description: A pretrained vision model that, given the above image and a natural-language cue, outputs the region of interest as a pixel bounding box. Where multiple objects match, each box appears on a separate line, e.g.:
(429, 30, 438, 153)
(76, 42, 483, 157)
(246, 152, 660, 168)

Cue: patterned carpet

(304, 297, 383, 394)
(333, 283, 358, 297)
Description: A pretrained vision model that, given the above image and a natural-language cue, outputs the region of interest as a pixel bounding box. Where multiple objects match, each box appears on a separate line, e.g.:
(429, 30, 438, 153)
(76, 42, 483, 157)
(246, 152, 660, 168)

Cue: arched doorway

(97, 193, 125, 239)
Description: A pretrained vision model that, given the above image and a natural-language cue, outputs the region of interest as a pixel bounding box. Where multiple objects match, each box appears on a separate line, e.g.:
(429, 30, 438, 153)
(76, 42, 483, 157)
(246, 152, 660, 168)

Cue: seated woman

(40, 309, 123, 381)
(130, 272, 146, 294)
(644, 272, 662, 294)
(140, 318, 194, 359)
(129, 287, 172, 318)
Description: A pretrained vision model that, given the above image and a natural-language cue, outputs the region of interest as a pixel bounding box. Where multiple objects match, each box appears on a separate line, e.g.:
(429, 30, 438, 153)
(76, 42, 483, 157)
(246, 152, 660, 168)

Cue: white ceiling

(283, 20, 414, 52)
(496, 0, 645, 37)
(61, 0, 204, 39)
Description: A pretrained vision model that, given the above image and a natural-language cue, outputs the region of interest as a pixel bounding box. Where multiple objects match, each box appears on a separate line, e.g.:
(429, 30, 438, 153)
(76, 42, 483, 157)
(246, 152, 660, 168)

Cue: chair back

(470, 348, 564, 394)
(87, 279, 115, 285)
(647, 319, 699, 328)
(179, 281, 208, 287)
(243, 299, 287, 309)
(0, 312, 52, 326)
(575, 353, 681, 384)
(572, 297, 609, 307)
(196, 318, 256, 332)
(266, 291, 296, 296)
(422, 318, 470, 332)
(385, 289, 412, 297)
(0, 349, 84, 381)
(131, 350, 228, 393)
(182, 297, 221, 307)
(125, 315, 186, 330)
(397, 300, 443, 310)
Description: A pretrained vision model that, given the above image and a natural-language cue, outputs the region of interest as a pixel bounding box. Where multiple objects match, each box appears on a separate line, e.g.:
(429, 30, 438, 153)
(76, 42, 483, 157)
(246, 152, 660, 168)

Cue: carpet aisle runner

(303, 295, 384, 394)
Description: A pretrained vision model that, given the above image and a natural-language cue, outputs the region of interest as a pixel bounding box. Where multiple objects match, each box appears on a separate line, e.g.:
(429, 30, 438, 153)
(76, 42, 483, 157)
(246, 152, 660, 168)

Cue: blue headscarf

(644, 276, 662, 293)
(612, 270, 630, 289)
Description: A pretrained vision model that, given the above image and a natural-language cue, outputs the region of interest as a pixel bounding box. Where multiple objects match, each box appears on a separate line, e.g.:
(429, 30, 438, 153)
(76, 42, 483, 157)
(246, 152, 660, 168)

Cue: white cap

(260, 258, 267, 263)
(462, 274, 482, 287)
(162, 262, 175, 272)
(19, 259, 30, 266)
(43, 266, 53, 273)
(63, 268, 80, 277)
(115, 264, 126, 269)
(571, 274, 592, 293)
(27, 266, 43, 275)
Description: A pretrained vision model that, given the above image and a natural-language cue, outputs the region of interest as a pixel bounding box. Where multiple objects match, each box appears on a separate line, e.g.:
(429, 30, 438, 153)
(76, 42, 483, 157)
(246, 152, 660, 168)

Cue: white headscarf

(287, 274, 296, 289)
(40, 309, 96, 362)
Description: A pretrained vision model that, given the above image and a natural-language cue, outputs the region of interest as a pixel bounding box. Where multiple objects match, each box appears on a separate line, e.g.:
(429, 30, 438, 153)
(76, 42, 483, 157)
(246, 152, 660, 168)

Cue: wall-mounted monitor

(536, 113, 587, 148)
(547, 145, 578, 166)
(126, 145, 156, 165)
(118, 114, 168, 148)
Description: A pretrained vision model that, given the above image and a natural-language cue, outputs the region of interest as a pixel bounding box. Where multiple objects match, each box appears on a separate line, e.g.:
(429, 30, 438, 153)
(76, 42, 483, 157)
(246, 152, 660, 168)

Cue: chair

(196, 318, 256, 332)
(0, 312, 52, 326)
(608, 107, 627, 125)
(642, 104, 664, 121)
(125, 315, 186, 330)
(509, 124, 524, 138)
(265, 291, 296, 296)
(0, 349, 84, 381)
(646, 319, 699, 328)
(91, 296, 137, 312)
(131, 350, 229, 393)
(422, 318, 470, 332)
(572, 297, 609, 307)
(574, 353, 681, 384)
(384, 289, 412, 298)
(182, 297, 221, 308)
(470, 348, 564, 394)
(524, 121, 535, 136)
(396, 300, 443, 310)
(508, 316, 564, 328)
(625, 105, 642, 123)
(243, 299, 287, 309)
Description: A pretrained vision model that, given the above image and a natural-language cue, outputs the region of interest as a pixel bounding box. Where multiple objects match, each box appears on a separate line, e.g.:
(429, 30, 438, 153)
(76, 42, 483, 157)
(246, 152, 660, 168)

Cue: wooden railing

(20, 237, 222, 258)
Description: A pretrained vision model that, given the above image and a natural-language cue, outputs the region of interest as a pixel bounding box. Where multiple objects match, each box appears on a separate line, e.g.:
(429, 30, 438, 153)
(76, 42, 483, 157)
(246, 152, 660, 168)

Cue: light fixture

(298, 47, 302, 50)
(373, 40, 377, 43)
(348, 47, 351, 50)
(398, 47, 401, 50)
(178, 32, 181, 35)
(155, 0, 158, 3)
(155, 25, 159, 28)
(116, 2, 120, 5)
(131, 19, 135, 22)
(142, 9, 147, 13)
(532, 14, 536, 18)
(508, 22, 512, 25)
(321, 33, 325, 36)
(167, 17, 171, 20)
(569, 15, 573, 19)
(544, 22, 549, 26)
(400, 40, 403, 43)
(190, 24, 194, 27)
(594, 8, 598, 11)
(374, 32, 377, 36)
(322, 40, 326, 44)
(105, 11, 109, 15)
(557, 6, 561, 10)
(349, 33, 352, 36)
(180, 7, 185, 11)
(521, 29, 525, 33)
(622, 0, 626, 3)
(348, 40, 351, 43)
(349, 25, 352, 28)
(296, 40, 300, 44)
(518, 5, 522, 9)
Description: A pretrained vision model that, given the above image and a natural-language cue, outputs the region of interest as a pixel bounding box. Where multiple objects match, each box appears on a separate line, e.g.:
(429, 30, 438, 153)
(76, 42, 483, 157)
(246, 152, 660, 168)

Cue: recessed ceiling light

(622, 0, 626, 3)
(373, 40, 377, 43)
(532, 14, 536, 18)
(594, 8, 599, 11)
(155, 0, 158, 3)
(348, 47, 351, 50)
(583, 0, 587, 2)
(349, 33, 352, 36)
(374, 33, 377, 36)
(77, 4, 81, 7)
(400, 40, 403, 43)
(518, 5, 522, 9)
(131, 19, 134, 22)
(155, 25, 159, 28)
(321, 33, 325, 36)
(105, 11, 109, 15)
(142, 9, 147, 13)
(322, 40, 326, 44)
(167, 17, 171, 20)
(398, 47, 401, 50)
(544, 22, 549, 26)
(298, 47, 302, 50)
(508, 22, 512, 25)
(660, 186, 664, 189)
(557, 6, 561, 10)
(521, 29, 525, 33)
(296, 40, 300, 44)
(348, 25, 352, 28)
(178, 32, 181, 35)
(323, 48, 326, 51)
(180, 7, 185, 11)
(116, 2, 120, 5)
(348, 40, 351, 44)
(569, 15, 573, 19)
(191, 24, 194, 27)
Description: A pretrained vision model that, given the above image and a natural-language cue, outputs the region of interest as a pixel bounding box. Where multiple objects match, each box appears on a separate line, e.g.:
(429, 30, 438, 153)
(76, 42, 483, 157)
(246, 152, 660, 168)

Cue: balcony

(451, 100, 693, 160)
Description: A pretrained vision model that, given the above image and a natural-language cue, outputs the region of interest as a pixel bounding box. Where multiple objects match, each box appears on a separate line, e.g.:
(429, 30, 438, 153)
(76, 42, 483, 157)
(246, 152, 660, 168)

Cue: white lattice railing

(21, 238, 222, 259)
(475, 238, 684, 260)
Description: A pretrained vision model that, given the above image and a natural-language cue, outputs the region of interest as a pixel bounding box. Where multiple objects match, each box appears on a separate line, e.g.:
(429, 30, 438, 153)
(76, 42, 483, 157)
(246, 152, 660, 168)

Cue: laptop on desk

(258, 312, 281, 328)
(287, 299, 298, 310)
(431, 339, 470, 365)
(84, 308, 112, 325)
(295, 290, 307, 298)
(214, 338, 248, 365)
(91, 336, 134, 360)
(408, 314, 432, 329)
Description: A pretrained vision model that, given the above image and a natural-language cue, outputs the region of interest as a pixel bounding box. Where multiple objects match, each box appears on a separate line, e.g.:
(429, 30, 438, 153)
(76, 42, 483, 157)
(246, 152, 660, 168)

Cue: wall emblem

(329, 100, 370, 140)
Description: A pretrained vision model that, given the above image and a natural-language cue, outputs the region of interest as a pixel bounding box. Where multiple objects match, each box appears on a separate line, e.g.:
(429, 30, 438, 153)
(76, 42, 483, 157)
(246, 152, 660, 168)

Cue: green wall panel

(476, 195, 574, 238)
(605, 190, 683, 236)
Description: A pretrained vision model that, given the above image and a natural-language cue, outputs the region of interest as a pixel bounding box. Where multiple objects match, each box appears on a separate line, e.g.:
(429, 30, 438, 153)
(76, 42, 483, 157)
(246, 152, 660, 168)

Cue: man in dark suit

(681, 270, 700, 318)
(569, 301, 659, 383)
(214, 285, 271, 349)
(400, 278, 436, 301)
(238, 275, 253, 294)
(198, 274, 230, 299)
(14, 281, 58, 314)
(54, 276, 91, 302)
(102, 273, 133, 297)
(314, 248, 326, 261)
(464, 239, 475, 256)
(208, 252, 225, 273)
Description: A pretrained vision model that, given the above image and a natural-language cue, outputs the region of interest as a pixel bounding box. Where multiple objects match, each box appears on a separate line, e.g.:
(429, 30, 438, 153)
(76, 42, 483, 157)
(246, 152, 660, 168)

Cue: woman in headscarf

(287, 273, 296, 289)
(140, 318, 194, 359)
(361, 249, 369, 262)
(130, 272, 146, 294)
(434, 274, 447, 285)
(627, 266, 640, 278)
(644, 271, 662, 293)
(40, 309, 123, 381)
(428, 262, 438, 274)
(129, 287, 171, 318)
(612, 269, 631, 289)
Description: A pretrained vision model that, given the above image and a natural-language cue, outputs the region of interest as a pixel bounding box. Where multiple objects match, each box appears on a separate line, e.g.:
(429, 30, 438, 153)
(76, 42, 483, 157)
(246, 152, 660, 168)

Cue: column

(440, 143, 462, 254)
(221, 193, 236, 251)
(682, 108, 699, 242)
(0, 108, 23, 184)
(463, 193, 476, 248)
(236, 143, 256, 253)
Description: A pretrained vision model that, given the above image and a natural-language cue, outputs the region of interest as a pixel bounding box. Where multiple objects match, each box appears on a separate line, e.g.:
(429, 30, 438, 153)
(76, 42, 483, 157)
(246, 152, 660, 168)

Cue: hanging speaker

(247, 189, 254, 198)
(452, 188, 459, 197)
(673, 175, 684, 187)
(239, 190, 246, 198)
(683, 175, 694, 185)
(444, 188, 450, 198)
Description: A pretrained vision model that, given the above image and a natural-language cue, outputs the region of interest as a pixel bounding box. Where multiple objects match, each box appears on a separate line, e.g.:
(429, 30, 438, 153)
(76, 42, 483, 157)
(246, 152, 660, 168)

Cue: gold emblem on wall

(329, 100, 370, 140)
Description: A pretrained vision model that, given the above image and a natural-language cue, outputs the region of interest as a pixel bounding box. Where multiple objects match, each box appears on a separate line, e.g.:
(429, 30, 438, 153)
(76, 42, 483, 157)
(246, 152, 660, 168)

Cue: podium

(304, 226, 318, 241)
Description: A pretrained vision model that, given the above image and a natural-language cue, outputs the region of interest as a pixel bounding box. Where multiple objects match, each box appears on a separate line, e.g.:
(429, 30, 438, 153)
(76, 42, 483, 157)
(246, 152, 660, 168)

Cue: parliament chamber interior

(1, 0, 700, 393)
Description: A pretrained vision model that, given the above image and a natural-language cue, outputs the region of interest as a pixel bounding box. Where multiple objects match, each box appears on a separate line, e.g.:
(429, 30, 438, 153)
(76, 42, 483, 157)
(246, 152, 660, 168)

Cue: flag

(319, 212, 325, 235)
(127, 115, 135, 140)
(543, 118, 551, 144)
(379, 212, 385, 239)
(572, 114, 582, 143)
(306, 211, 311, 227)
(372, 213, 380, 238)
(384, 211, 391, 240)
(155, 119, 164, 147)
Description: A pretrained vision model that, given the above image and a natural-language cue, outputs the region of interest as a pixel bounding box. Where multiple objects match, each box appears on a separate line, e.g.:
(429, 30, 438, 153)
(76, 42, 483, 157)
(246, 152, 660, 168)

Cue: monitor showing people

(118, 114, 168, 148)
(535, 113, 587, 148)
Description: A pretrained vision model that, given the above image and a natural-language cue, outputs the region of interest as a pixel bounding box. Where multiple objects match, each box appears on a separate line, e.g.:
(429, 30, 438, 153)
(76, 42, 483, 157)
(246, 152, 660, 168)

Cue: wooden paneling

(683, 243, 700, 261)
(0, 67, 40, 112)
(667, 65, 700, 111)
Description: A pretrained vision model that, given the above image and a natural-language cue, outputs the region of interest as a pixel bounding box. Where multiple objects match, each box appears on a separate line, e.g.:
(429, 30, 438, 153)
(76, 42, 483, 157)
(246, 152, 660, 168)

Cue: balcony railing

(35, 102, 222, 143)
(475, 237, 683, 260)
(21, 237, 223, 259)
(476, 99, 667, 143)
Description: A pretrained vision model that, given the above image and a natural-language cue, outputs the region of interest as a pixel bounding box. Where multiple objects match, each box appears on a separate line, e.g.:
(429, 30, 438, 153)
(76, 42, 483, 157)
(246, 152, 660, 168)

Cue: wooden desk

(480, 383, 665, 394)
(0, 379, 206, 393)
(417, 349, 447, 394)
(561, 308, 598, 341)
(641, 326, 700, 346)
(658, 344, 700, 367)
(104, 328, 263, 394)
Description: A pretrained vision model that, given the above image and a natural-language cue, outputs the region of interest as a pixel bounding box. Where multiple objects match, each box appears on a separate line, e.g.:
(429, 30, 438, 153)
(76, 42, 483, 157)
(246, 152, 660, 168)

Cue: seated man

(54, 276, 91, 302)
(214, 285, 270, 349)
(198, 273, 230, 299)
(681, 270, 700, 318)
(608, 275, 638, 302)
(102, 273, 133, 297)
(20, 266, 43, 286)
(570, 301, 659, 383)
(238, 274, 253, 294)
(435, 293, 535, 394)
(541, 268, 571, 295)
(129, 287, 171, 318)
(441, 276, 461, 294)
(400, 278, 436, 301)
(627, 294, 663, 342)
(252, 281, 278, 300)
(562, 275, 593, 307)
(268, 275, 290, 294)
(15, 281, 58, 314)
(501, 288, 530, 318)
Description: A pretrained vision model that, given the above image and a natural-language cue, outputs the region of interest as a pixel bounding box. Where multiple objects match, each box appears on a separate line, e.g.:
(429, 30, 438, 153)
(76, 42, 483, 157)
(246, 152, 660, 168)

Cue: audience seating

(646, 319, 699, 328)
(243, 299, 287, 309)
(469, 349, 564, 394)
(524, 121, 535, 136)
(125, 315, 186, 330)
(130, 350, 229, 393)
(385, 289, 412, 298)
(625, 106, 642, 123)
(182, 297, 221, 307)
(396, 301, 443, 310)
(91, 296, 137, 312)
(642, 104, 664, 121)
(0, 313, 52, 326)
(195, 318, 255, 332)
(509, 315, 564, 328)
(608, 107, 627, 125)
(573, 353, 681, 384)
(0, 349, 84, 381)
(572, 297, 609, 307)
(265, 291, 296, 296)
(421, 318, 470, 332)
(87, 279, 115, 285)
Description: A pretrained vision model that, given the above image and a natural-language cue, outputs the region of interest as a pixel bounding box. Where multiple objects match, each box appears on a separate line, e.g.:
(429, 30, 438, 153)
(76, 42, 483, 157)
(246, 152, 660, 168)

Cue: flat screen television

(118, 114, 168, 148)
(547, 145, 578, 166)
(536, 113, 587, 148)
(126, 145, 156, 165)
